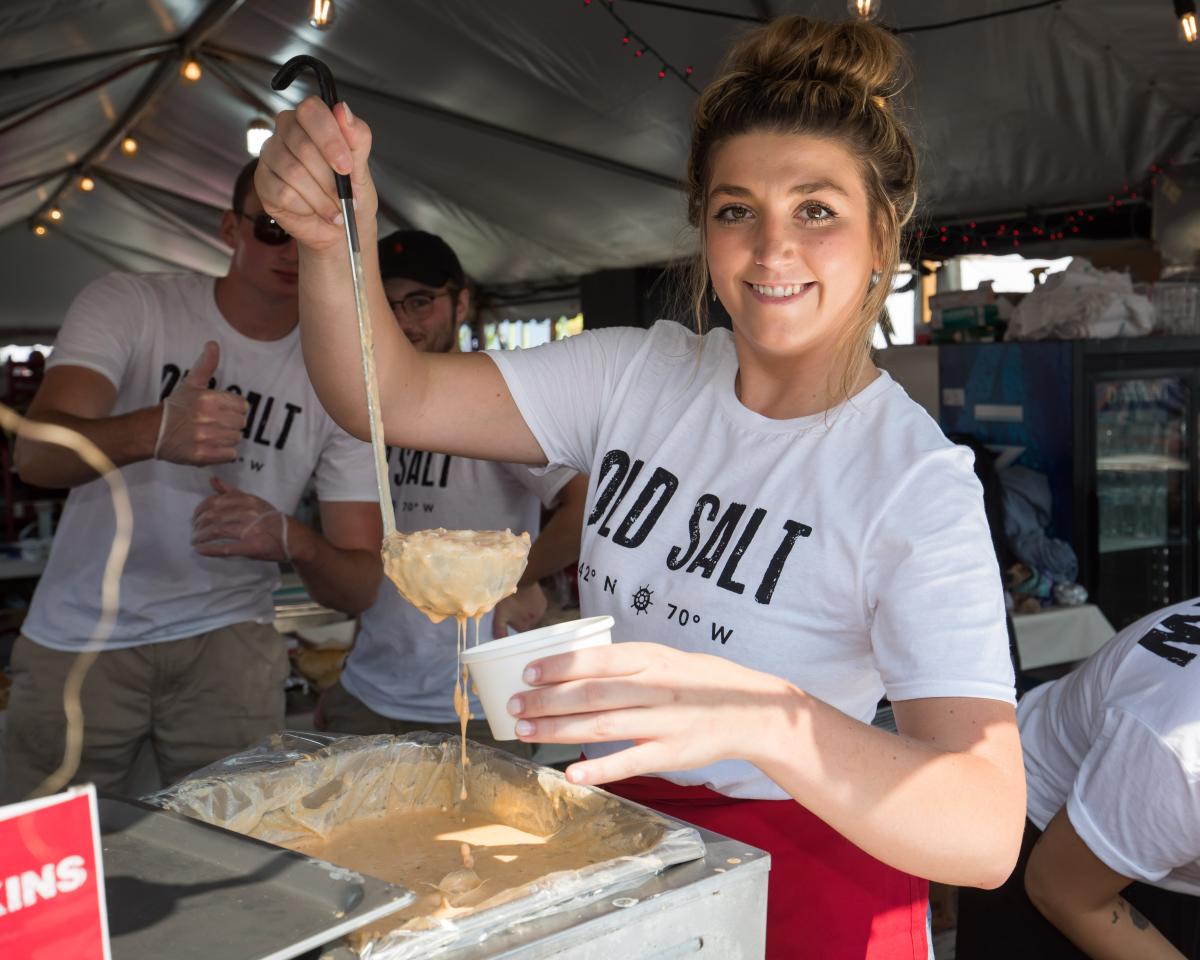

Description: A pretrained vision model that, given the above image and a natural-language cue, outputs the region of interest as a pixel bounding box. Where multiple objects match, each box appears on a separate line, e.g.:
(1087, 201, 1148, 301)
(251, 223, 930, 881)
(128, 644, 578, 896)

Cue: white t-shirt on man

(22, 272, 376, 651)
(1019, 598, 1200, 897)
(489, 320, 1015, 800)
(340, 451, 573, 723)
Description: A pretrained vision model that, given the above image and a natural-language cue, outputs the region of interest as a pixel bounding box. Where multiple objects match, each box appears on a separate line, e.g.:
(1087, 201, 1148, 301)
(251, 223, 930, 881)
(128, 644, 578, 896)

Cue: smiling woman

(682, 17, 917, 413)
(257, 13, 1024, 960)
(704, 133, 883, 415)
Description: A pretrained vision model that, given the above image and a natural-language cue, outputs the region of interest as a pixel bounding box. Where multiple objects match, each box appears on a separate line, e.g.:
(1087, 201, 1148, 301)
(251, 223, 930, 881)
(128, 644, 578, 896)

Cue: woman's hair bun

(722, 15, 905, 104)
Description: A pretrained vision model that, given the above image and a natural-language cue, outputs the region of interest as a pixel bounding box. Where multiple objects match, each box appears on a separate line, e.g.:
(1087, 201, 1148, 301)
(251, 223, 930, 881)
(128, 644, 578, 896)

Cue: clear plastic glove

(154, 341, 248, 465)
(192, 476, 292, 562)
(491, 582, 548, 639)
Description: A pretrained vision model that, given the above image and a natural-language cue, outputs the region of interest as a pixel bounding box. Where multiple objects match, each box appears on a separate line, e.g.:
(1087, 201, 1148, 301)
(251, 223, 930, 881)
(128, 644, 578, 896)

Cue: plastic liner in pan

(146, 731, 706, 959)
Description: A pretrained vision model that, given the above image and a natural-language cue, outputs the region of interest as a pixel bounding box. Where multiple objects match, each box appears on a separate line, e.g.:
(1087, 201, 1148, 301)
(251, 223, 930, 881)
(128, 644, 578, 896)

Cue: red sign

(0, 785, 110, 960)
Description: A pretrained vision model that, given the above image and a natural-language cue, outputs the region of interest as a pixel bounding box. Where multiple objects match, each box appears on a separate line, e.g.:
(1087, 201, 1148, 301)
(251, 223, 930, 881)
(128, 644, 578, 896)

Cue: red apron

(605, 775, 928, 960)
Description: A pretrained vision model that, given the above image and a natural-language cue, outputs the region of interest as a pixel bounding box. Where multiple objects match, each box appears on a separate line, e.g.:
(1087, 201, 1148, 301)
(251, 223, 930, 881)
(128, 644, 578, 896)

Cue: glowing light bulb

(79, 176, 96, 192)
(49, 208, 63, 222)
(33, 223, 48, 237)
(121, 136, 138, 156)
(309, 0, 336, 29)
(847, 0, 880, 20)
(1182, 10, 1198, 42)
(246, 118, 273, 157)
(181, 58, 202, 82)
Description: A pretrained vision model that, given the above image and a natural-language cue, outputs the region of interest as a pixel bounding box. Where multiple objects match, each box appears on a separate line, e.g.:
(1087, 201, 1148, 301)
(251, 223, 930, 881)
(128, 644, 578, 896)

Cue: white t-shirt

(340, 451, 572, 723)
(23, 272, 376, 651)
(489, 321, 1015, 800)
(1019, 598, 1200, 896)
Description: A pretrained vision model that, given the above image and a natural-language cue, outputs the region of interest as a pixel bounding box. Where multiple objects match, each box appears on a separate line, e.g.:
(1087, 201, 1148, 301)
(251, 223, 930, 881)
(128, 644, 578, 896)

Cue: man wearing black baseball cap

(317, 229, 589, 754)
(375, 230, 468, 354)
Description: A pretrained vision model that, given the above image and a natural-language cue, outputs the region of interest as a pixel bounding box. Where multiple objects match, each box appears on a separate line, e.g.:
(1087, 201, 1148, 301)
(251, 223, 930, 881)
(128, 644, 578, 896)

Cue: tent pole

(0, 168, 71, 196)
(0, 52, 166, 140)
(0, 41, 175, 81)
(93, 170, 231, 255)
(89, 169, 225, 215)
(29, 0, 249, 223)
(57, 227, 215, 274)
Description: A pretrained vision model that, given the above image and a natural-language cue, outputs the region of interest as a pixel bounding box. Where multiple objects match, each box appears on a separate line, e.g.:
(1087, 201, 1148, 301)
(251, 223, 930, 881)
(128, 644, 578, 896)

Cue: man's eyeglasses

(388, 290, 456, 321)
(237, 212, 291, 246)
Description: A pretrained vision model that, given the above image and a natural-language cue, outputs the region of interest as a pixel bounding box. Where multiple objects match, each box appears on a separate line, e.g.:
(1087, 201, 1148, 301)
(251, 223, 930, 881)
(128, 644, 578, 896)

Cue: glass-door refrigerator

(938, 338, 1200, 630)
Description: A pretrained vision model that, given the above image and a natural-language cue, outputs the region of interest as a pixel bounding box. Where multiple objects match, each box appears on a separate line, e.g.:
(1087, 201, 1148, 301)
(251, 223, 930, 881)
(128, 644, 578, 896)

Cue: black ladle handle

(271, 55, 352, 201)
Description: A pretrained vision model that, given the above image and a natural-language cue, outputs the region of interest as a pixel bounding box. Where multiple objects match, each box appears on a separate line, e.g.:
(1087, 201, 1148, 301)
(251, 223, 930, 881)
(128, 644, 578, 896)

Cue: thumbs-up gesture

(153, 341, 249, 465)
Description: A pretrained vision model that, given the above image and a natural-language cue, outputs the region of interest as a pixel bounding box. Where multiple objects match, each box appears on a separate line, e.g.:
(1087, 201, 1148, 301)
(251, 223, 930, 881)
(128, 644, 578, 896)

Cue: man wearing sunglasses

(5, 159, 381, 802)
(317, 230, 588, 754)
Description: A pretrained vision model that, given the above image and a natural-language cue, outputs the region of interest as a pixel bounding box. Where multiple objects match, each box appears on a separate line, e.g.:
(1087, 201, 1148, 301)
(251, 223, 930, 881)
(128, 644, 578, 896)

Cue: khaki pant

(2, 623, 287, 803)
(317, 679, 534, 760)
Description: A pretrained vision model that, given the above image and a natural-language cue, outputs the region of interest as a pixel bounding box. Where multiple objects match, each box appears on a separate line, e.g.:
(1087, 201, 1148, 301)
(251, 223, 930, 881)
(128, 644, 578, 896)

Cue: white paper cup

(461, 615, 614, 740)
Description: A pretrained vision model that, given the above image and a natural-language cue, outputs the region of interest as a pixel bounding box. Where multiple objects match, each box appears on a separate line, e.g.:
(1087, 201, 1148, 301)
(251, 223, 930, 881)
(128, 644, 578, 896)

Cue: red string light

(916, 148, 1181, 259)
(583, 0, 701, 91)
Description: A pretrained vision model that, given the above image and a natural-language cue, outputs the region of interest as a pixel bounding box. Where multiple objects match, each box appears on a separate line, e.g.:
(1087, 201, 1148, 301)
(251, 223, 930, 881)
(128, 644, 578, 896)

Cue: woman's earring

(870, 271, 881, 287)
(712, 286, 718, 302)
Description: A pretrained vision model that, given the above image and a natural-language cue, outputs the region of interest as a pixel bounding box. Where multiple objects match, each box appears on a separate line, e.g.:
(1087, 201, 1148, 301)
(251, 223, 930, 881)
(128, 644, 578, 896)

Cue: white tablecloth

(1013, 603, 1116, 670)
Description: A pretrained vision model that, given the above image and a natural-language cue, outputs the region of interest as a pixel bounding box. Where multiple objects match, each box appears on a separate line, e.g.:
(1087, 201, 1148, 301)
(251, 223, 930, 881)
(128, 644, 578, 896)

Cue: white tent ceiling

(2, 0, 1198, 332)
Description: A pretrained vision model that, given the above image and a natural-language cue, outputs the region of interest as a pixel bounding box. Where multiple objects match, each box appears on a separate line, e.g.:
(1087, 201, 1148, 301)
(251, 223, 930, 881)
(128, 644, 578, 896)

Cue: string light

(912, 155, 1175, 257)
(32, 223, 47, 237)
(309, 0, 335, 29)
(120, 136, 138, 156)
(847, 0, 881, 21)
(48, 208, 63, 222)
(246, 118, 273, 157)
(1175, 0, 1198, 42)
(79, 176, 95, 192)
(180, 58, 202, 82)
(582, 0, 701, 92)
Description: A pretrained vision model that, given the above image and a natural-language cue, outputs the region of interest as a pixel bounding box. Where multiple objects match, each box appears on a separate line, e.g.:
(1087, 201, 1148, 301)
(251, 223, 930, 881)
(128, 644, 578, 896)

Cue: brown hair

(232, 158, 258, 214)
(683, 15, 918, 403)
